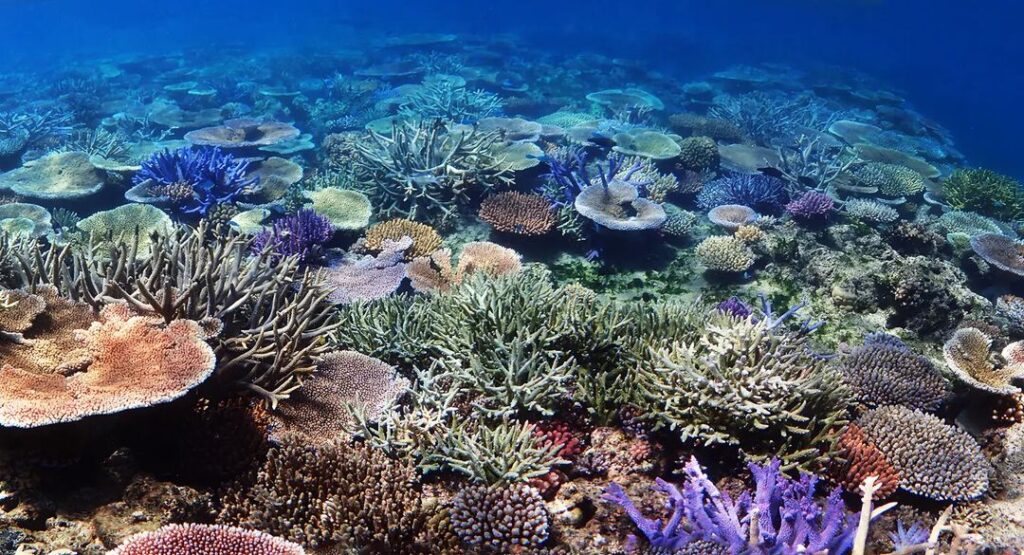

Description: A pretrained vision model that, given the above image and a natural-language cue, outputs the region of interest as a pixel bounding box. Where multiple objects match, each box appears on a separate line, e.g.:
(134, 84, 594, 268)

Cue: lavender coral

(251, 209, 334, 262)
(132, 147, 258, 216)
(603, 457, 858, 554)
(785, 190, 835, 220)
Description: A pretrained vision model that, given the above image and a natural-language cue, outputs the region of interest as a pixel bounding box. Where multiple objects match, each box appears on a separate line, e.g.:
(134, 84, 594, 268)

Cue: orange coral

(0, 285, 95, 375)
(829, 424, 900, 498)
(0, 288, 46, 334)
(478, 192, 556, 235)
(0, 303, 216, 428)
(407, 242, 522, 293)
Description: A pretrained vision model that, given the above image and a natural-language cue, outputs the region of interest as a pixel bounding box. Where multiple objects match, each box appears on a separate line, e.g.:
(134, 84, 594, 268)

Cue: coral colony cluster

(0, 31, 1023, 555)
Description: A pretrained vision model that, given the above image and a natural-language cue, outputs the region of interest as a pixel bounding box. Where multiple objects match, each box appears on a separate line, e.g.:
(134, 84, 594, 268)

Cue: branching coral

(695, 235, 755, 272)
(131, 147, 259, 217)
(943, 168, 1024, 221)
(450, 483, 550, 553)
(844, 199, 899, 223)
(251, 209, 334, 263)
(425, 419, 567, 484)
(478, 192, 556, 235)
(634, 312, 851, 468)
(398, 81, 503, 123)
(853, 162, 927, 198)
(9, 224, 338, 406)
(218, 434, 427, 552)
(352, 120, 514, 225)
(604, 457, 859, 554)
(697, 174, 787, 212)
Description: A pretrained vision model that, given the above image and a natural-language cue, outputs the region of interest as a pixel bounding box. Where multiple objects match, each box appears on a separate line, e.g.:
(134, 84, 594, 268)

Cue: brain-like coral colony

(0, 26, 1019, 555)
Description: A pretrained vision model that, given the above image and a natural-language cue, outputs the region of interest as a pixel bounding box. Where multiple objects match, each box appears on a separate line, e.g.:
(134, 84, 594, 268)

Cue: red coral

(534, 420, 584, 459)
(828, 424, 900, 499)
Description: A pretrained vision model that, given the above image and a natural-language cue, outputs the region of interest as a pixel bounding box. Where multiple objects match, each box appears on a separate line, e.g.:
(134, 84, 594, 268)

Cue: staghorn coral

(943, 327, 1024, 395)
(274, 350, 409, 443)
(829, 424, 900, 498)
(478, 191, 556, 235)
(450, 483, 550, 553)
(364, 218, 443, 260)
(110, 524, 305, 555)
(836, 334, 951, 411)
(218, 433, 426, 552)
(695, 235, 755, 272)
(604, 457, 859, 554)
(856, 406, 989, 501)
(424, 419, 567, 485)
(399, 80, 503, 123)
(0, 303, 215, 428)
(130, 147, 259, 217)
(634, 312, 850, 468)
(943, 168, 1024, 221)
(353, 120, 514, 226)
(10, 224, 338, 406)
(853, 162, 927, 197)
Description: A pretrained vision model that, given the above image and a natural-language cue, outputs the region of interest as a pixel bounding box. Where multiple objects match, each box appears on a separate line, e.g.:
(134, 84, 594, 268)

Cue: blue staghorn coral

(134, 146, 258, 216)
(603, 457, 858, 554)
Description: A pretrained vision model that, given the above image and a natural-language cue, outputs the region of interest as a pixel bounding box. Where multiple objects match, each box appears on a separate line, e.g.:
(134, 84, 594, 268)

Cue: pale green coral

(853, 162, 927, 197)
(634, 313, 850, 469)
(695, 235, 754, 272)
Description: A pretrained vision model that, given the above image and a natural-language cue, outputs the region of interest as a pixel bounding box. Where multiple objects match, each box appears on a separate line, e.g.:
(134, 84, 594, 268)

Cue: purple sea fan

(251, 209, 334, 262)
(786, 190, 835, 220)
(603, 457, 859, 554)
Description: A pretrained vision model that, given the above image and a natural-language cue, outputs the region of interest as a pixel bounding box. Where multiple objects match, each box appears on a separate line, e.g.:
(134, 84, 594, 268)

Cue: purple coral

(785, 191, 835, 220)
(603, 458, 859, 554)
(322, 237, 410, 304)
(251, 209, 334, 262)
(716, 296, 753, 318)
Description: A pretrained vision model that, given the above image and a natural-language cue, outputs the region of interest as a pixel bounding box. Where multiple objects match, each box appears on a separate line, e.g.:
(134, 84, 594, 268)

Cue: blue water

(1, 0, 1022, 178)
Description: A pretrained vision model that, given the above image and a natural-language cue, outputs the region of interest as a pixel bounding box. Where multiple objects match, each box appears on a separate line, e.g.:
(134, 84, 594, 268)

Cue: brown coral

(218, 433, 425, 551)
(856, 405, 989, 501)
(478, 192, 556, 235)
(829, 424, 900, 498)
(274, 350, 409, 443)
(0, 285, 96, 375)
(0, 303, 216, 428)
(944, 327, 1024, 395)
(407, 248, 458, 293)
(449, 483, 550, 553)
(364, 218, 442, 260)
(110, 523, 305, 555)
(0, 288, 45, 334)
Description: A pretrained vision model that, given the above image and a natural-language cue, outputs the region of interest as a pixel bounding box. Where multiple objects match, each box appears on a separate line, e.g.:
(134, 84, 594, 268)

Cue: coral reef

(110, 524, 305, 555)
(943, 168, 1024, 221)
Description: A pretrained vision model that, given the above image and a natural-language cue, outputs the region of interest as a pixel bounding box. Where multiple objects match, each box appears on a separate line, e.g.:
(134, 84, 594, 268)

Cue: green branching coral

(352, 120, 514, 226)
(425, 419, 567, 484)
(634, 313, 851, 470)
(943, 168, 1024, 221)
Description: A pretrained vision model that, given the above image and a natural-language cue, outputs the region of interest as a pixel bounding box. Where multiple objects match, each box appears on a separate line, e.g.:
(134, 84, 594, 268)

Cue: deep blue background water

(1, 0, 1021, 179)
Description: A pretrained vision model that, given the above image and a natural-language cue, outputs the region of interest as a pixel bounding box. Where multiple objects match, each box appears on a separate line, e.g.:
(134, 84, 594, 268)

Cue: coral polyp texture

(855, 406, 989, 501)
(110, 524, 305, 555)
(0, 22, 1019, 555)
(0, 303, 215, 428)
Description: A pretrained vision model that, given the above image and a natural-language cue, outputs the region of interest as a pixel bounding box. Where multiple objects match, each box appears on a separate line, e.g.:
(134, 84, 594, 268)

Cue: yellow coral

(364, 218, 442, 260)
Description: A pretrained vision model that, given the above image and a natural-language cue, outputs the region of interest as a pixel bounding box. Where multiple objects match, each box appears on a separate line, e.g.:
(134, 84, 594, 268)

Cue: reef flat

(0, 32, 1022, 555)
